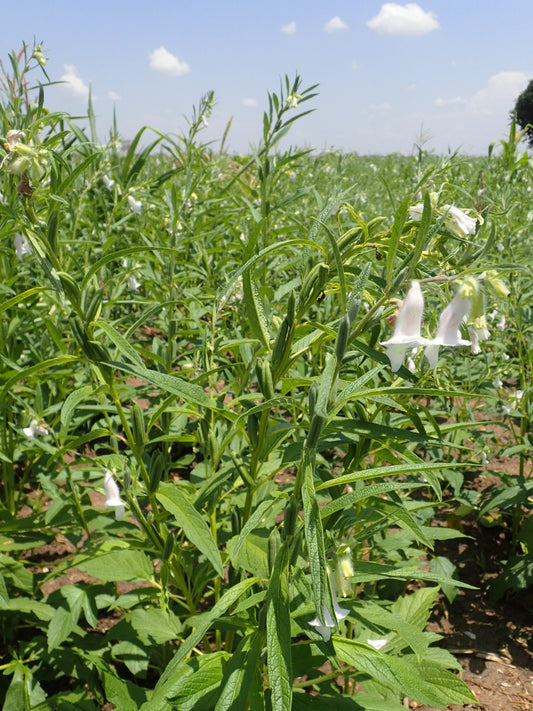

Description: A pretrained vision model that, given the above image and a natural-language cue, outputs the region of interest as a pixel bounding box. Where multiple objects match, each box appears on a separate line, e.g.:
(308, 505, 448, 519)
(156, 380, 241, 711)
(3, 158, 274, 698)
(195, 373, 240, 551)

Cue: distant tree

(514, 79, 533, 148)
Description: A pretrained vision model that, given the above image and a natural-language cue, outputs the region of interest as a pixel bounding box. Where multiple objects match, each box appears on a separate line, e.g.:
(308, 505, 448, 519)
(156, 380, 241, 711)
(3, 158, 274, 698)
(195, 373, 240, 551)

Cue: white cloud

(367, 3, 439, 36)
(435, 96, 467, 107)
(149, 46, 190, 77)
(370, 102, 393, 110)
(324, 16, 349, 33)
(281, 21, 297, 35)
(469, 71, 528, 116)
(107, 90, 121, 101)
(60, 64, 90, 100)
(351, 60, 361, 70)
(242, 98, 258, 108)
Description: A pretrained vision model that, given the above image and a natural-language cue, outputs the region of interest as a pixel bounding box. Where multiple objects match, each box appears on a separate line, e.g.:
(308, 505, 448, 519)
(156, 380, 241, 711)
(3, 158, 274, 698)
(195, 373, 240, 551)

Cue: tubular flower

(23, 419, 48, 438)
(103, 470, 126, 520)
(128, 195, 142, 214)
(14, 233, 32, 261)
(443, 205, 477, 237)
(424, 291, 471, 369)
(103, 175, 115, 190)
(380, 281, 430, 371)
(309, 598, 349, 642)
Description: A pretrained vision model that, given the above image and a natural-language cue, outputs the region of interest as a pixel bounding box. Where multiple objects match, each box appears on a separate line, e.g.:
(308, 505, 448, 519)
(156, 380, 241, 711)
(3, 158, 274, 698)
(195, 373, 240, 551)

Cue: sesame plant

(0, 43, 522, 710)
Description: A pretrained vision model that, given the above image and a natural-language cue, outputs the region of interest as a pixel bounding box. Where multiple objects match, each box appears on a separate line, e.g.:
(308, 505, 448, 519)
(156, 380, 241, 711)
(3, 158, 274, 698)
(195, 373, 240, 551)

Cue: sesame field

(1, 45, 532, 710)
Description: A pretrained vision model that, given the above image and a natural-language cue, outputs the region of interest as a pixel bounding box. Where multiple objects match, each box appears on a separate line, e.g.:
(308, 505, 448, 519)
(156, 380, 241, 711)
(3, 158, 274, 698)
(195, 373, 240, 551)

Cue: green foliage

(1, 40, 530, 709)
(513, 78, 533, 148)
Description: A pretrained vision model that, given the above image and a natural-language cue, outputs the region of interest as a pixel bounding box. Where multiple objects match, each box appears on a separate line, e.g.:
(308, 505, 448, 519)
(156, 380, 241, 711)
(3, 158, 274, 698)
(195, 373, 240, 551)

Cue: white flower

(23, 419, 48, 439)
(444, 205, 477, 236)
(201, 114, 208, 127)
(408, 203, 424, 221)
(515, 390, 524, 400)
(4, 129, 25, 152)
(367, 639, 387, 651)
(496, 243, 504, 253)
(103, 470, 126, 520)
(424, 291, 471, 369)
(468, 322, 490, 355)
(481, 452, 489, 466)
(502, 403, 512, 416)
(128, 195, 142, 214)
(103, 175, 114, 190)
(493, 375, 502, 389)
(14, 233, 32, 261)
(309, 598, 349, 642)
(380, 281, 431, 371)
(127, 275, 141, 291)
(497, 316, 506, 331)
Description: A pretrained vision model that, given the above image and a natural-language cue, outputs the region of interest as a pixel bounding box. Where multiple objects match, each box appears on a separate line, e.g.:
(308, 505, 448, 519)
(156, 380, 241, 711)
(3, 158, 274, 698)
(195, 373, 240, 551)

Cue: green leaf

(215, 632, 264, 711)
(157, 482, 224, 577)
(266, 545, 292, 711)
(0, 554, 33, 593)
(334, 638, 477, 708)
(227, 529, 270, 578)
(349, 560, 477, 590)
(166, 652, 230, 710)
(243, 271, 271, 351)
(78, 549, 153, 582)
(126, 606, 182, 644)
(301, 450, 332, 627)
(60, 384, 97, 429)
(103, 360, 219, 411)
(97, 321, 145, 368)
(147, 577, 261, 707)
(320, 481, 427, 518)
(47, 605, 75, 652)
(103, 671, 148, 711)
(430, 556, 458, 603)
(386, 194, 410, 282)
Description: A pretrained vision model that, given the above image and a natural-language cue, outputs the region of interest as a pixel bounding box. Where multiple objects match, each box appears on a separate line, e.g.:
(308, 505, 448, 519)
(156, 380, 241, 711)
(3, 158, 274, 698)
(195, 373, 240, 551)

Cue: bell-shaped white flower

(103, 175, 115, 190)
(381, 281, 431, 371)
(408, 203, 424, 221)
(424, 291, 471, 369)
(23, 419, 48, 439)
(468, 321, 490, 355)
(128, 195, 142, 214)
(127, 275, 141, 292)
(14, 233, 32, 261)
(103, 470, 126, 521)
(444, 205, 477, 236)
(309, 598, 349, 642)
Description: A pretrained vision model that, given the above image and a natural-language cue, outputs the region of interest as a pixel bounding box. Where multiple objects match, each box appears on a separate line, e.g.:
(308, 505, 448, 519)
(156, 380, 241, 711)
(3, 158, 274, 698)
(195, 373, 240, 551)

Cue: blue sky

(5, 1, 533, 155)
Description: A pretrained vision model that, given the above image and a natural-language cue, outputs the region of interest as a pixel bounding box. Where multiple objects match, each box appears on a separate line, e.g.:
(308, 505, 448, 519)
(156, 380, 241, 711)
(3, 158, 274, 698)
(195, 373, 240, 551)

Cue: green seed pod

(59, 271, 82, 306)
(283, 496, 299, 540)
(84, 286, 104, 324)
(308, 382, 318, 419)
(306, 412, 325, 450)
(162, 531, 175, 561)
(391, 267, 409, 293)
(335, 314, 351, 362)
(259, 360, 274, 399)
(231, 506, 241, 536)
(348, 296, 361, 325)
(123, 468, 131, 493)
(268, 528, 281, 574)
(149, 451, 165, 493)
(297, 262, 329, 317)
(247, 412, 259, 447)
(132, 402, 146, 454)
